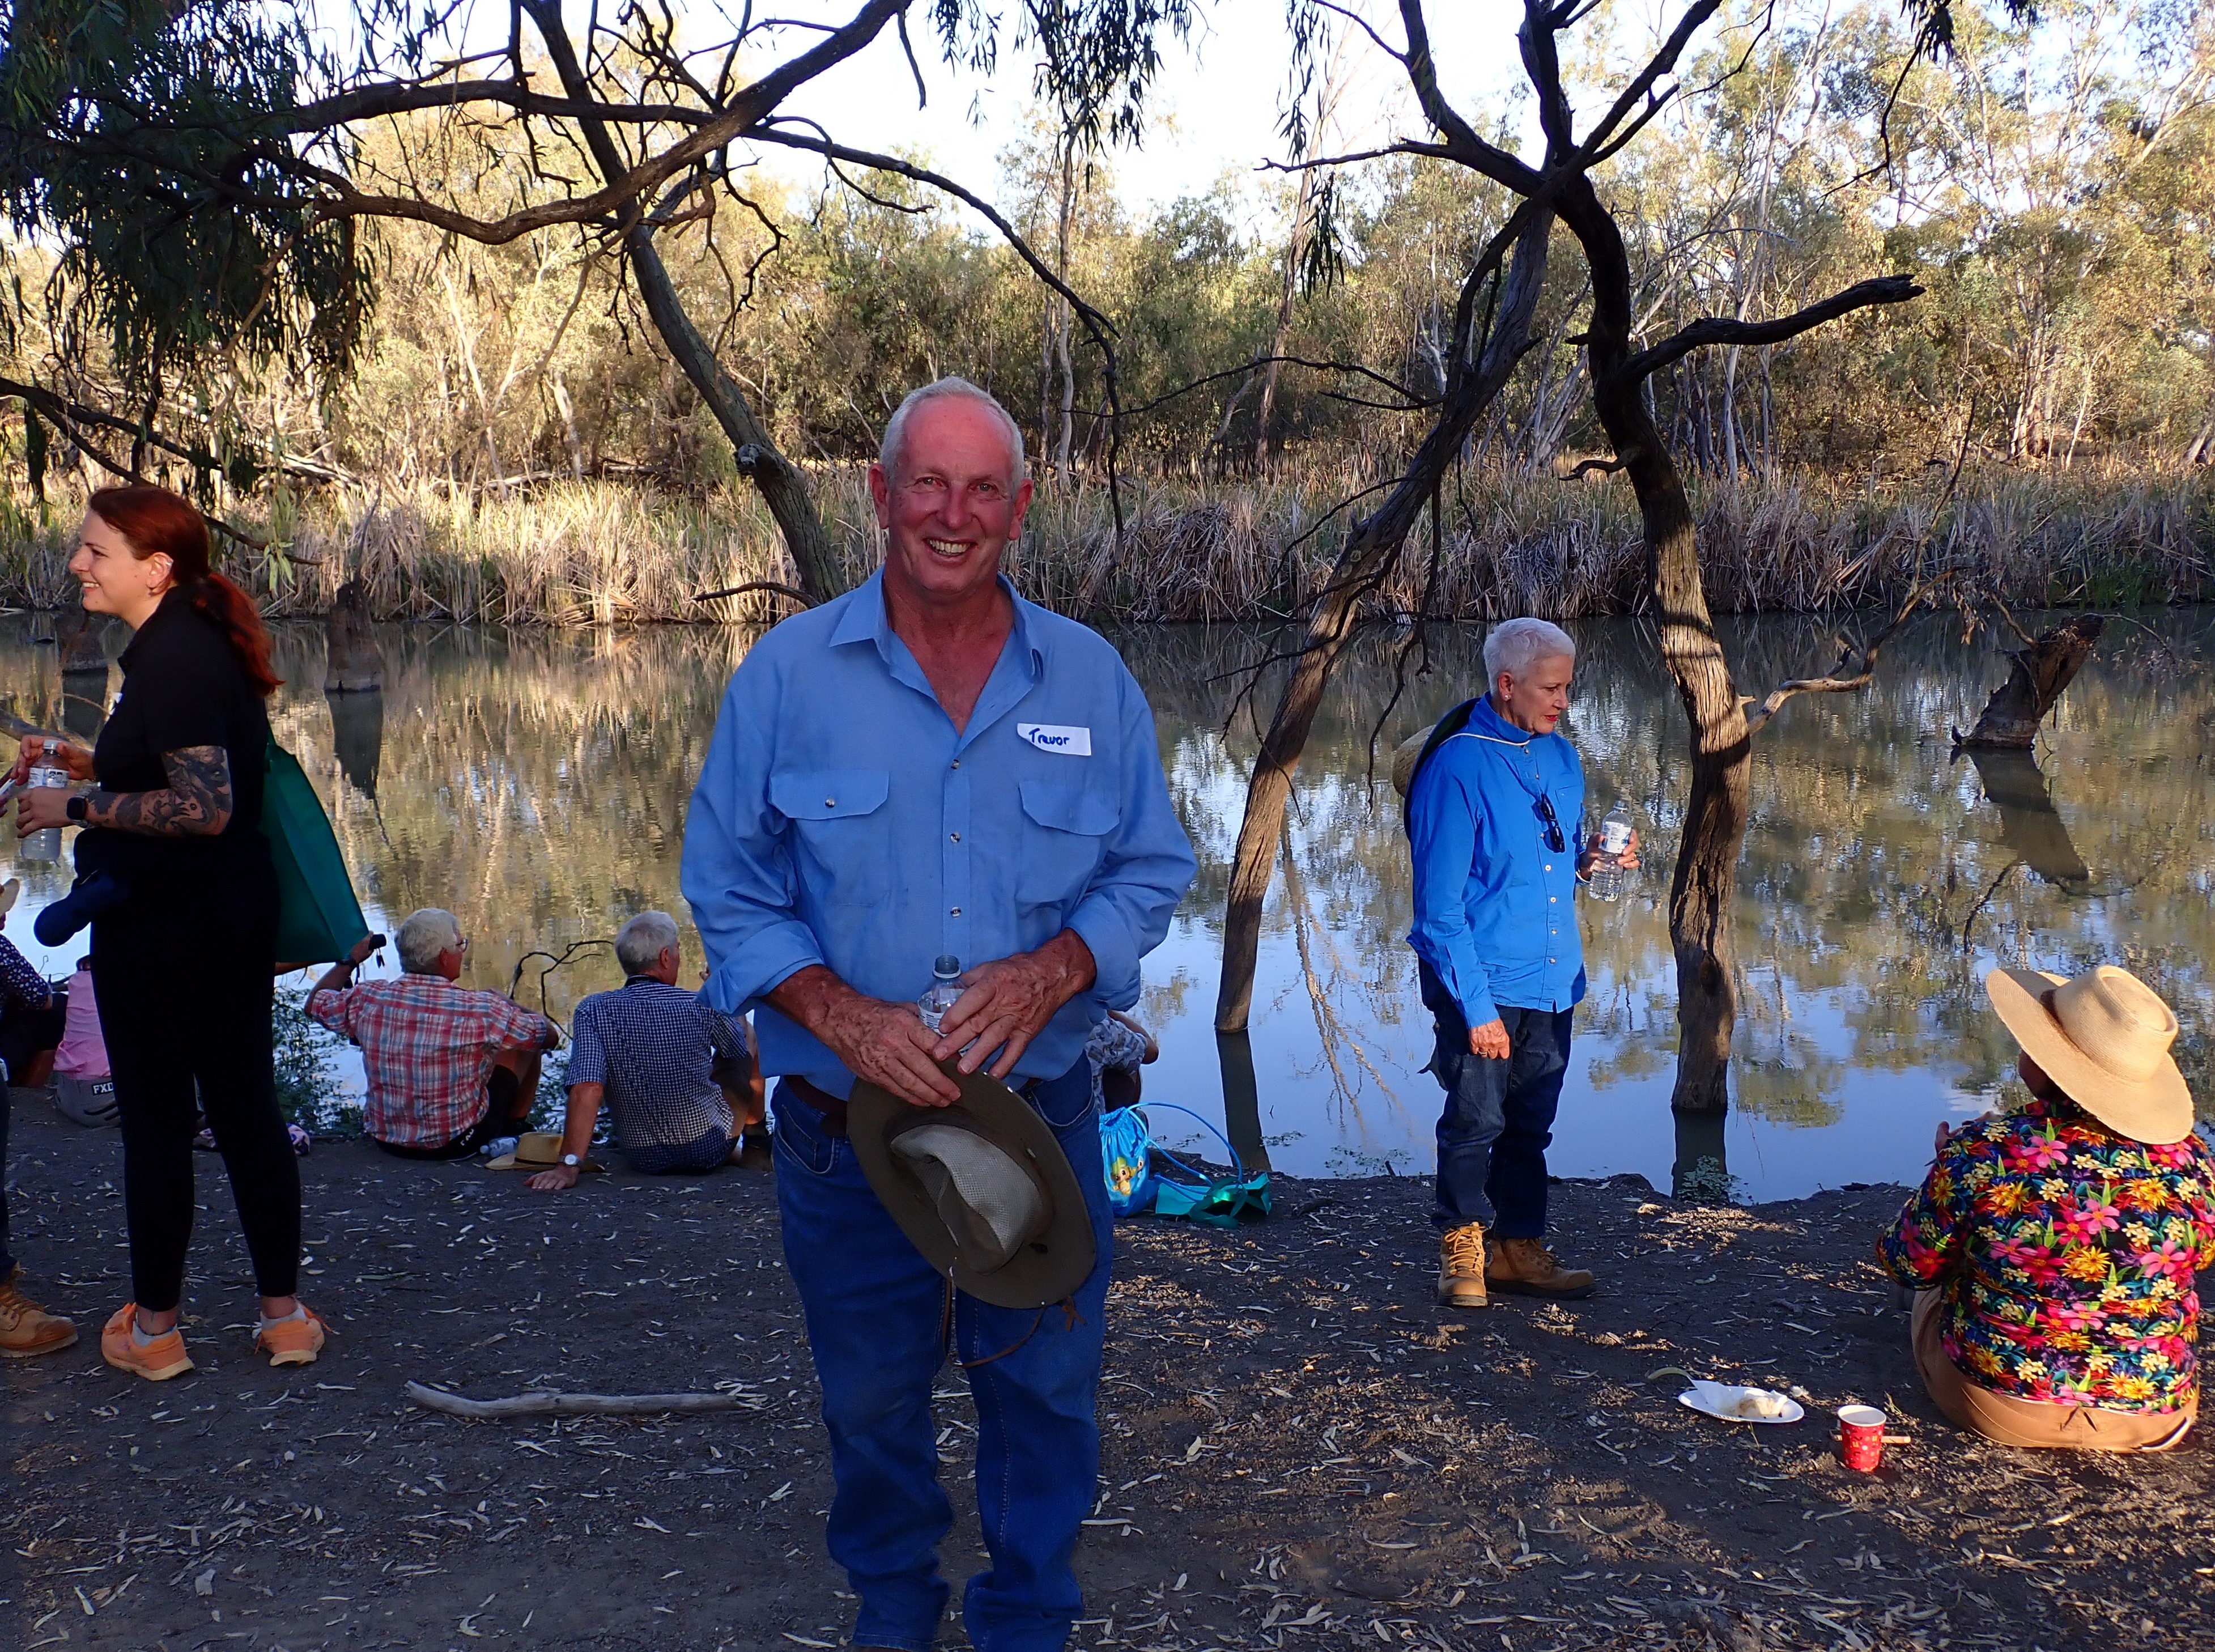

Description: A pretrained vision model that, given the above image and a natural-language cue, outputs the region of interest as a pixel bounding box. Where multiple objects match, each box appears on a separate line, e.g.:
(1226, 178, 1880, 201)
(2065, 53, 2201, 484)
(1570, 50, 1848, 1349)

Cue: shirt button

(950, 907, 962, 916)
(950, 832, 961, 842)
(951, 759, 961, 770)
(825, 797, 836, 807)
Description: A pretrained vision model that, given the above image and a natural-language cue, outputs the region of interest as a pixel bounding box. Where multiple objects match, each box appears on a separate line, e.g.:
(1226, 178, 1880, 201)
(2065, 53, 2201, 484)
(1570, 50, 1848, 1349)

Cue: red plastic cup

(1838, 1404, 1886, 1471)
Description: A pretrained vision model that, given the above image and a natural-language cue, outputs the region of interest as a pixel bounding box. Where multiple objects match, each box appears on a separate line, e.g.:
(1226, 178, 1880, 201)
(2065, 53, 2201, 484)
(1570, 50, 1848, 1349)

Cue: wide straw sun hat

(1984, 965, 2195, 1145)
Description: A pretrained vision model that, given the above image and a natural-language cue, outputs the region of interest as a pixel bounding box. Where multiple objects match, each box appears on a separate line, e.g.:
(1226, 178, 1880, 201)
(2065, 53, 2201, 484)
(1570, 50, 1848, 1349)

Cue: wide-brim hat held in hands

(849, 1066, 1096, 1310)
(1984, 964, 2194, 1145)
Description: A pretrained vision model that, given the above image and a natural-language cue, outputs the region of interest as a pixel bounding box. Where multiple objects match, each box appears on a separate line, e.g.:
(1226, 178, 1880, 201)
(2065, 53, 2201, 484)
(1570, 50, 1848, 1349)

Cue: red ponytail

(87, 485, 283, 697)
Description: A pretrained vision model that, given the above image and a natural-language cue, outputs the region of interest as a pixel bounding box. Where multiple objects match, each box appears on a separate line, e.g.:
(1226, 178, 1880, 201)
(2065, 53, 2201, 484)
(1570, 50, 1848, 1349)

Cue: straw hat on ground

(486, 1131, 604, 1173)
(1984, 965, 2194, 1145)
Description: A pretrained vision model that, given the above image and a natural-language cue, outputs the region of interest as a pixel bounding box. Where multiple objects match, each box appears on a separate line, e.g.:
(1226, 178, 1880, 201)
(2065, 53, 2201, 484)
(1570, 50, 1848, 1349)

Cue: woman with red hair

(10, 486, 324, 1379)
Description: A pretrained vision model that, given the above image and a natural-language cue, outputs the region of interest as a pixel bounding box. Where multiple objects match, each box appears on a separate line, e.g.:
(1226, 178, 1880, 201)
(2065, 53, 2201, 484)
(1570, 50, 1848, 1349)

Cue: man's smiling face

(871, 395, 1034, 610)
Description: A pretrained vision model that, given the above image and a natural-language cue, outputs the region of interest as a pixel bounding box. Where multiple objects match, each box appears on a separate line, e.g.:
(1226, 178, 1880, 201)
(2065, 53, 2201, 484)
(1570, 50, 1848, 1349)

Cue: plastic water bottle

(1587, 801, 1634, 901)
(916, 954, 963, 1033)
(20, 753, 70, 864)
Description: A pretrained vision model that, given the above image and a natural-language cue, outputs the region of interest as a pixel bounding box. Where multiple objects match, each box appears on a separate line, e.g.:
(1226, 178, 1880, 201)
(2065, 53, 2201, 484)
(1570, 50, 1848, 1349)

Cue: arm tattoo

(82, 745, 235, 838)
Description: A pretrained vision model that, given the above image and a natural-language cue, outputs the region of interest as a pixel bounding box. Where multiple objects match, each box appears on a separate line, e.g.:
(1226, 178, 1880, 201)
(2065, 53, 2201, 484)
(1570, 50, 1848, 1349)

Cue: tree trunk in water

(1563, 176, 1744, 1116)
(324, 577, 383, 692)
(1214, 207, 1555, 1032)
(57, 600, 106, 674)
(1954, 615, 2103, 749)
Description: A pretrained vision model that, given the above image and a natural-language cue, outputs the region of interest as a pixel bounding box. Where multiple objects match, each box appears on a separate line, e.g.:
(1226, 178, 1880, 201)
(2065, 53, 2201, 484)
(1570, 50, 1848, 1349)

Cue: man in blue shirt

(1405, 618, 1635, 1310)
(681, 377, 1194, 1652)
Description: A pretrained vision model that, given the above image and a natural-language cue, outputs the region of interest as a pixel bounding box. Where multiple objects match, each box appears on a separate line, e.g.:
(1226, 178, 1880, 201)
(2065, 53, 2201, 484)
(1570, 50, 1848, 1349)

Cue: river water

(6, 608, 2210, 1200)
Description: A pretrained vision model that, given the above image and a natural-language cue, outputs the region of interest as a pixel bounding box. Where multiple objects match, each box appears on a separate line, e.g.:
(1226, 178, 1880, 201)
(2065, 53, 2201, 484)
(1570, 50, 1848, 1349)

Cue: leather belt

(780, 1073, 849, 1137)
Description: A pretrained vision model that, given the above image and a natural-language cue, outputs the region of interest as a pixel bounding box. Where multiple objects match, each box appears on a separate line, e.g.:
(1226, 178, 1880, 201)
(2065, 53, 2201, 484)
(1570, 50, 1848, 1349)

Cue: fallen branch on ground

(405, 1381, 766, 1419)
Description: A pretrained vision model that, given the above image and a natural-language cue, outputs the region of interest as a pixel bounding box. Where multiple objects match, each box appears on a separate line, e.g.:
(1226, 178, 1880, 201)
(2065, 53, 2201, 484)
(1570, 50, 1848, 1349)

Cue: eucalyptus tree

(1211, 0, 2034, 1120)
(0, 0, 1183, 596)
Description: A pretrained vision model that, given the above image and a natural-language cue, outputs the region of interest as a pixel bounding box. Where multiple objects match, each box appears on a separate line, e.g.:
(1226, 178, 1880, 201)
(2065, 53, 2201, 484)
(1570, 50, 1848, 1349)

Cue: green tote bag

(261, 738, 371, 965)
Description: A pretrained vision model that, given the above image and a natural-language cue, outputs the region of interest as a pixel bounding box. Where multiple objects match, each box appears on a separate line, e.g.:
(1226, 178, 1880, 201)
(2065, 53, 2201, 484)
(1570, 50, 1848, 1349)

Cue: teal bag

(1100, 1103, 1272, 1228)
(261, 738, 371, 965)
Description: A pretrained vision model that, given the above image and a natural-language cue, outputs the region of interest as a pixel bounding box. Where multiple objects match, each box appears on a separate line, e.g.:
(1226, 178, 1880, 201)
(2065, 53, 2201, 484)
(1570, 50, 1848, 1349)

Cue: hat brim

(487, 1153, 605, 1173)
(1985, 969, 2195, 1145)
(849, 1065, 1097, 1310)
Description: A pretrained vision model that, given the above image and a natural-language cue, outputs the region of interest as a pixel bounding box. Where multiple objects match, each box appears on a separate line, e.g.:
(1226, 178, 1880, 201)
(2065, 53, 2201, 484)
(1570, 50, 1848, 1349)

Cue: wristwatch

(561, 1153, 582, 1169)
(65, 794, 88, 823)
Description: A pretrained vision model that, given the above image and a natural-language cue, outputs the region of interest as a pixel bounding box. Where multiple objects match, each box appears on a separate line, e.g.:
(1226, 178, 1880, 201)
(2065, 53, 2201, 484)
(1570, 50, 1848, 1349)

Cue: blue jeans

(772, 1060, 1112, 1652)
(1421, 963, 1572, 1238)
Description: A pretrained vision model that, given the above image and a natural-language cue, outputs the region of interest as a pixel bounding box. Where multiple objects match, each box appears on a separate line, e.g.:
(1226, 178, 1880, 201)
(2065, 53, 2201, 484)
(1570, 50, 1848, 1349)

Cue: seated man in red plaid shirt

(308, 908, 559, 1159)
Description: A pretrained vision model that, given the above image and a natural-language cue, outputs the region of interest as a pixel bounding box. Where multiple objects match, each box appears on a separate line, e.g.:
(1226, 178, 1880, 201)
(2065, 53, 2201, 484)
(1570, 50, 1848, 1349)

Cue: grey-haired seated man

(528, 911, 766, 1191)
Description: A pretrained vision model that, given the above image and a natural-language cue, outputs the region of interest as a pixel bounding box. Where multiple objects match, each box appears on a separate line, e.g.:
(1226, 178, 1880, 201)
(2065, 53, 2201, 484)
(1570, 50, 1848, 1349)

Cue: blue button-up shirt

(681, 569, 1196, 1098)
(1405, 694, 1587, 1028)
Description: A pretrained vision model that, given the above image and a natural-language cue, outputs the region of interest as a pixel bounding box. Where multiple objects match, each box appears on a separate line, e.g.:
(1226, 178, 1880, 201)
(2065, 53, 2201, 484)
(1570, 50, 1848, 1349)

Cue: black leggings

(91, 864, 299, 1313)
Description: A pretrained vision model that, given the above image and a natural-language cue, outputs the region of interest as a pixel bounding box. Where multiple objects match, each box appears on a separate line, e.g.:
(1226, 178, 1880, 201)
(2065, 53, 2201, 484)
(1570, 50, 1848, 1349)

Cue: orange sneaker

(100, 1305, 194, 1381)
(256, 1304, 328, 1367)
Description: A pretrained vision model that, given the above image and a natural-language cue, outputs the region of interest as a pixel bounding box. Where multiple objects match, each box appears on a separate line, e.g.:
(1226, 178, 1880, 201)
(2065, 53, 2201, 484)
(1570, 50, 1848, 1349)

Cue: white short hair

(879, 377, 1026, 488)
(615, 910, 681, 975)
(396, 907, 462, 974)
(1483, 617, 1576, 686)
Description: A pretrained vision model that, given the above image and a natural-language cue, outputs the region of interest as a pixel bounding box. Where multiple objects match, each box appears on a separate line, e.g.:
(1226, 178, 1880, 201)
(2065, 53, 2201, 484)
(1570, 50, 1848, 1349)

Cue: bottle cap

(934, 954, 960, 978)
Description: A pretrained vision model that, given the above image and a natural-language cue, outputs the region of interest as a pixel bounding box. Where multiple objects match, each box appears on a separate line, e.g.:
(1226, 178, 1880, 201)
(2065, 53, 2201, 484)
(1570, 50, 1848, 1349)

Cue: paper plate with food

(1677, 1381, 1804, 1425)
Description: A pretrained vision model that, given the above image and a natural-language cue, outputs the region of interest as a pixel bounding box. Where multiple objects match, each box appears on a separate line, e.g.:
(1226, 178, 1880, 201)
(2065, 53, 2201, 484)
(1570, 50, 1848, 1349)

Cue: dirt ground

(3, 1098, 2208, 1652)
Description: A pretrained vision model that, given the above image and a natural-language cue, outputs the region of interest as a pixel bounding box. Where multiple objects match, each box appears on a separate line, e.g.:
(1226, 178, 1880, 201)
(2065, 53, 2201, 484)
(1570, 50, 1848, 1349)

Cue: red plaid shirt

(308, 975, 554, 1146)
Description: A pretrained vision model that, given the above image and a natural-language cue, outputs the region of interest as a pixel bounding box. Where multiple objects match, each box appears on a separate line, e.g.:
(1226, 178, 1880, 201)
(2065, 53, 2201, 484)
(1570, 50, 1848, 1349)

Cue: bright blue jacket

(680, 569, 1196, 1098)
(1405, 694, 1588, 1029)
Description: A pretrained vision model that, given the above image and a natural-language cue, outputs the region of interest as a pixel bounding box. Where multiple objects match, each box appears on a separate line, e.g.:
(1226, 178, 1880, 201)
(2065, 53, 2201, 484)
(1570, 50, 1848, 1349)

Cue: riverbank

(4, 1102, 2205, 1650)
(4, 462, 2210, 625)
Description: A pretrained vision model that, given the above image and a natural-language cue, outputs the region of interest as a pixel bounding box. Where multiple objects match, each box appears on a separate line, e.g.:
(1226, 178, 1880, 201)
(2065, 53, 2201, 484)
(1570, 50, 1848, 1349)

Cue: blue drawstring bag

(1100, 1103, 1159, 1216)
(1099, 1103, 1271, 1227)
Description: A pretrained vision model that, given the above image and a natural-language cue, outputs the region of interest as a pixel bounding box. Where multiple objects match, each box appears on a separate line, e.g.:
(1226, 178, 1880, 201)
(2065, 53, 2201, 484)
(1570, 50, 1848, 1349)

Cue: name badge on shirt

(1017, 723, 1092, 757)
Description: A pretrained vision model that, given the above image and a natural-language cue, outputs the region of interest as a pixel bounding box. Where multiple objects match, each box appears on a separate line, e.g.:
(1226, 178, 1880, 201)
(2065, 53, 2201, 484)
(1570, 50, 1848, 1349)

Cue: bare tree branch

(1615, 274, 1924, 386)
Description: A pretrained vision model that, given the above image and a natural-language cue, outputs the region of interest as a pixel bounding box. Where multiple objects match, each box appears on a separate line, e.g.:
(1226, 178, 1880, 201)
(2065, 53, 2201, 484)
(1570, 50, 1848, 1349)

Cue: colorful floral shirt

(1879, 1099, 2215, 1414)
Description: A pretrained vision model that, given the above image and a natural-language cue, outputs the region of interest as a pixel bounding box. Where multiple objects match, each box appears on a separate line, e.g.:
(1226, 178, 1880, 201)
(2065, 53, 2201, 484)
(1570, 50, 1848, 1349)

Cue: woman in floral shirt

(1881, 965, 2215, 1451)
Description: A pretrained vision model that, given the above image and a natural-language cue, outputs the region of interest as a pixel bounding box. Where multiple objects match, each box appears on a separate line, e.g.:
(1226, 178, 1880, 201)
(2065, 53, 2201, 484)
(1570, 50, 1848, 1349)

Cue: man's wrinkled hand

(1468, 1018, 1512, 1061)
(932, 932, 1096, 1079)
(526, 1165, 580, 1193)
(823, 992, 961, 1107)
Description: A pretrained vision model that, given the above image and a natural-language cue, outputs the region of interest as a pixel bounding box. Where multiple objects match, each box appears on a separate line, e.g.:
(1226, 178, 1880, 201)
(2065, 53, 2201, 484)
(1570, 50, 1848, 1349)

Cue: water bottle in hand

(20, 753, 70, 865)
(1587, 801, 1634, 901)
(917, 954, 964, 1033)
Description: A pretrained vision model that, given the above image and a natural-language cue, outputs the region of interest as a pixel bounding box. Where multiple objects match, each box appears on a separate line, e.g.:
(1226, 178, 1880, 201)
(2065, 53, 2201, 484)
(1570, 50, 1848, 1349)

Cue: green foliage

(0, 0, 365, 394)
(271, 982, 354, 1137)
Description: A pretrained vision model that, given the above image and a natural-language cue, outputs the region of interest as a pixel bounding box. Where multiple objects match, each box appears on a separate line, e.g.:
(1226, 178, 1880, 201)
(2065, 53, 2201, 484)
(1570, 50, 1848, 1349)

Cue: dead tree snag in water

(1954, 614, 2104, 749)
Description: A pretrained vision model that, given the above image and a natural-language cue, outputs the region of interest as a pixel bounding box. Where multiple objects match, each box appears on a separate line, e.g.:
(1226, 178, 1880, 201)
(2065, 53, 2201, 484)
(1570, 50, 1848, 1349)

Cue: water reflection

(2, 608, 2209, 1200)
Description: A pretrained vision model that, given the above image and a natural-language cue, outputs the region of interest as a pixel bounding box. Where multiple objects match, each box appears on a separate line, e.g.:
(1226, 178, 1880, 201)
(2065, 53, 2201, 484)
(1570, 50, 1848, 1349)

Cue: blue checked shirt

(1405, 694, 1588, 1029)
(681, 569, 1196, 1099)
(567, 976, 747, 1149)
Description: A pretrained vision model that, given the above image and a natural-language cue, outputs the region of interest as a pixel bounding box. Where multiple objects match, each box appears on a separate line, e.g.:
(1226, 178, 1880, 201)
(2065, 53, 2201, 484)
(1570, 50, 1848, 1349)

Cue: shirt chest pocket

(770, 768, 891, 907)
(1017, 779, 1121, 913)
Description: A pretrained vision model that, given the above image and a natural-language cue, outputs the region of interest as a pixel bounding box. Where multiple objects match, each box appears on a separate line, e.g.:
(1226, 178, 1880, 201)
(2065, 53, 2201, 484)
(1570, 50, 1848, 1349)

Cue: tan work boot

(0, 1269, 78, 1358)
(1486, 1236, 1596, 1300)
(1436, 1221, 1490, 1309)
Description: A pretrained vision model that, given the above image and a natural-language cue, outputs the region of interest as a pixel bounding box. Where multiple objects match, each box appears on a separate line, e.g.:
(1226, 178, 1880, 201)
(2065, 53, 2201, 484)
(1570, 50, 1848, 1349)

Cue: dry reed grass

(1, 461, 2207, 623)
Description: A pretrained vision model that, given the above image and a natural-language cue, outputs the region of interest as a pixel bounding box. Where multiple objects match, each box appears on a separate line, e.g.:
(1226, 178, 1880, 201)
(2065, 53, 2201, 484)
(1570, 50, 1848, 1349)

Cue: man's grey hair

(615, 910, 682, 976)
(1483, 617, 1577, 686)
(396, 907, 463, 974)
(878, 377, 1026, 489)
